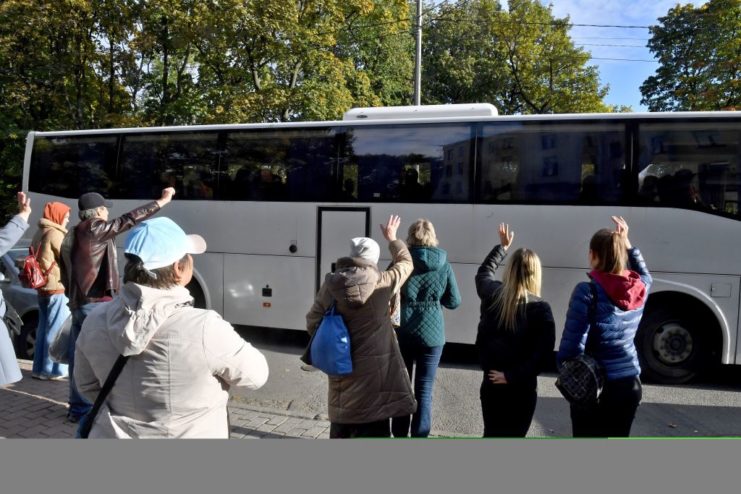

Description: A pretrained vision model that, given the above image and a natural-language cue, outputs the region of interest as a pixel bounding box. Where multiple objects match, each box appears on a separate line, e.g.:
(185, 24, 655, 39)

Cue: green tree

(422, 0, 609, 114)
(640, 0, 741, 111)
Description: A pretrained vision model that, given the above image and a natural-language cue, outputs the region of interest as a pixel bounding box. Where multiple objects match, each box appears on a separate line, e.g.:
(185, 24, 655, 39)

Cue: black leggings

(480, 379, 537, 438)
(570, 376, 642, 437)
(330, 419, 390, 439)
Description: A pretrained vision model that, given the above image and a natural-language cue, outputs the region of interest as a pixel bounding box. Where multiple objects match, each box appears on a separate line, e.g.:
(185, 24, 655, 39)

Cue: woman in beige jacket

(74, 217, 269, 438)
(30, 202, 71, 380)
(306, 215, 416, 438)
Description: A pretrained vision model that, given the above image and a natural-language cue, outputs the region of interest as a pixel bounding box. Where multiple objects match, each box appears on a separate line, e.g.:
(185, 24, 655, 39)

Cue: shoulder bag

(300, 302, 353, 376)
(77, 354, 130, 438)
(555, 282, 605, 405)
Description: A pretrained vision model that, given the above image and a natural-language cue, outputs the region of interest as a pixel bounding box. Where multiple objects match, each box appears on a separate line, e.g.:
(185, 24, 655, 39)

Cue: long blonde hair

(491, 248, 542, 332)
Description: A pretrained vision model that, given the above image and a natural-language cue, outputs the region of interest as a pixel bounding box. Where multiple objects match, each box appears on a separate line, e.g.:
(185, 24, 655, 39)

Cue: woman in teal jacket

(392, 219, 460, 438)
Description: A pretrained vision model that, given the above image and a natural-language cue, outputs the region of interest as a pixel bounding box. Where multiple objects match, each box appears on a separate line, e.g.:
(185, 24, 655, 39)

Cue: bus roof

(343, 103, 498, 120)
(28, 108, 741, 137)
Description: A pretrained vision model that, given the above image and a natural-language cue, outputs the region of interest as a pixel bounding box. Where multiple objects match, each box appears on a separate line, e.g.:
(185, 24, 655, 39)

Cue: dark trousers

(570, 376, 642, 437)
(479, 378, 537, 438)
(330, 419, 391, 439)
(392, 343, 444, 438)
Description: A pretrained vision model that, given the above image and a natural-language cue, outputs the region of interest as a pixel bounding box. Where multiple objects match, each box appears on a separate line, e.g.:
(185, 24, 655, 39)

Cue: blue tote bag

(306, 303, 353, 376)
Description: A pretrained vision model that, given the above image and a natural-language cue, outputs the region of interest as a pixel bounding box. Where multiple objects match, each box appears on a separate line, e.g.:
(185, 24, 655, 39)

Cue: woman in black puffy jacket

(475, 223, 555, 437)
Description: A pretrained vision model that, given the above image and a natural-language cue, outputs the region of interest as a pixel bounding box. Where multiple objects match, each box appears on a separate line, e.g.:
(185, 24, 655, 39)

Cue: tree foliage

(640, 0, 741, 111)
(0, 0, 413, 217)
(422, 0, 609, 114)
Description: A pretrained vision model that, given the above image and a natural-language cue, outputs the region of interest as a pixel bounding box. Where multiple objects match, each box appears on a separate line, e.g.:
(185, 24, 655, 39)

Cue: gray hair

(79, 208, 100, 220)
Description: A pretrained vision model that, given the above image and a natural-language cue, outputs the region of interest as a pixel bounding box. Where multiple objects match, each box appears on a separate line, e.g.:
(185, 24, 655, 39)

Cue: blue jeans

(32, 294, 70, 378)
(67, 303, 98, 419)
(392, 344, 444, 438)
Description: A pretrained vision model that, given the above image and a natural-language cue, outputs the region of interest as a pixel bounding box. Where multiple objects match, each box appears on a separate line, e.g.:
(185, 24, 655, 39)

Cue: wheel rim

(652, 322, 693, 365)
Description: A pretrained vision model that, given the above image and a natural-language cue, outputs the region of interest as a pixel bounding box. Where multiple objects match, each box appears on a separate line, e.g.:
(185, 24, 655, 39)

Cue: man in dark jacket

(61, 187, 175, 422)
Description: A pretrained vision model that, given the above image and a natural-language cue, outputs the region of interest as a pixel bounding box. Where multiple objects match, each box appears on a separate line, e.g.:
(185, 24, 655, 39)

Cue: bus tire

(636, 305, 713, 384)
(186, 280, 207, 309)
(14, 311, 38, 360)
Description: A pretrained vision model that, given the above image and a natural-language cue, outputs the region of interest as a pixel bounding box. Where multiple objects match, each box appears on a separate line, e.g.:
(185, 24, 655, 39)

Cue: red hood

(589, 269, 646, 310)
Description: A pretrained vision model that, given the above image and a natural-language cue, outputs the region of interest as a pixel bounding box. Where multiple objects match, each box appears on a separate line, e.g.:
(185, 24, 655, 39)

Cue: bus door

(316, 207, 370, 292)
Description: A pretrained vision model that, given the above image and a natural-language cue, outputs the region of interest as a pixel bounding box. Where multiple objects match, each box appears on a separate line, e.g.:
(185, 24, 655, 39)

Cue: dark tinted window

(638, 122, 741, 217)
(478, 122, 627, 204)
(117, 132, 220, 200)
(343, 125, 474, 203)
(30, 135, 118, 198)
(223, 129, 337, 201)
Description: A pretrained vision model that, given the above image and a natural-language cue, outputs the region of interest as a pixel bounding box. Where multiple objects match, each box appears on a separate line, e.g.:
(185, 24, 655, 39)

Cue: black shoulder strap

(78, 354, 130, 438)
(585, 281, 599, 355)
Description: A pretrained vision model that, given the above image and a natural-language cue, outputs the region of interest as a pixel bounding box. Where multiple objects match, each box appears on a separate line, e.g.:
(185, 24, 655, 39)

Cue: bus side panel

(223, 253, 314, 330)
(439, 262, 480, 345)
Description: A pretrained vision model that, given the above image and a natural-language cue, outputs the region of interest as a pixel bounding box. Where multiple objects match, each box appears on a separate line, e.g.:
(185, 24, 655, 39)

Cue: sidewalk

(0, 359, 330, 439)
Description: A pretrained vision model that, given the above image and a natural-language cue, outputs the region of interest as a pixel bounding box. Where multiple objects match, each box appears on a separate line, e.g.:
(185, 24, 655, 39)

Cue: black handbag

(555, 282, 605, 405)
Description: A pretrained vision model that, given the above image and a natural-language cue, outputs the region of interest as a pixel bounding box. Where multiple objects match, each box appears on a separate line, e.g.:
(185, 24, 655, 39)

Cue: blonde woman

(474, 223, 555, 437)
(392, 219, 460, 438)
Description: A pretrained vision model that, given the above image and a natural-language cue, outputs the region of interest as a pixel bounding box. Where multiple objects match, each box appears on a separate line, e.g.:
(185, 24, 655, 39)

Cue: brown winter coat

(306, 239, 416, 424)
(30, 218, 67, 294)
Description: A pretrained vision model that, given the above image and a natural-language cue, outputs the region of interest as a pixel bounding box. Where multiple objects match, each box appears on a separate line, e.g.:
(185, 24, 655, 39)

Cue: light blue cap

(124, 217, 207, 270)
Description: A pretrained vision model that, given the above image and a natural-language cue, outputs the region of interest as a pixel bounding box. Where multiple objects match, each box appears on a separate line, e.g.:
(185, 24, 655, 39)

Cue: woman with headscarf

(306, 215, 416, 438)
(30, 201, 72, 380)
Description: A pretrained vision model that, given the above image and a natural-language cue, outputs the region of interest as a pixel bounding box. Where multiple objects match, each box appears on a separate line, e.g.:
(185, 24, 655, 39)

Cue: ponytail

(589, 228, 627, 274)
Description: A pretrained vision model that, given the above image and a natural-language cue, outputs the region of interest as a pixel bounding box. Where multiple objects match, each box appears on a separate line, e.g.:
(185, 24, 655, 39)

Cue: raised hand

(380, 214, 401, 242)
(498, 223, 514, 251)
(17, 191, 31, 222)
(157, 187, 176, 207)
(611, 215, 632, 249)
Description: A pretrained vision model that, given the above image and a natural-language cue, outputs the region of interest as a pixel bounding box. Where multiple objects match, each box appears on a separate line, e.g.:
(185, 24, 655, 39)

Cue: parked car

(0, 247, 39, 359)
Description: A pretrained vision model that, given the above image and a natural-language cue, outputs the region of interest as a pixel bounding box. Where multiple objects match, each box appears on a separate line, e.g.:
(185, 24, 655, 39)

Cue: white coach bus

(21, 104, 741, 384)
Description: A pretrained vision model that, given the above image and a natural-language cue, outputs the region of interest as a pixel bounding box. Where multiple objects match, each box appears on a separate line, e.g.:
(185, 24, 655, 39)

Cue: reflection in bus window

(224, 129, 336, 201)
(343, 125, 473, 203)
(29, 136, 117, 198)
(478, 123, 626, 205)
(638, 123, 740, 216)
(117, 132, 219, 200)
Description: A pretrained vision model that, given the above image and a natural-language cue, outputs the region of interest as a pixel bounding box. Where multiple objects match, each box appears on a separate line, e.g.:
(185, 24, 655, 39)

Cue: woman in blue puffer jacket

(557, 216, 652, 437)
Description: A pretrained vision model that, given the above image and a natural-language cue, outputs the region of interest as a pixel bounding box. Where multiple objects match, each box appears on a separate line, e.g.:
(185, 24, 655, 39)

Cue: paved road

(233, 327, 741, 438)
(0, 359, 331, 439)
(4, 327, 741, 439)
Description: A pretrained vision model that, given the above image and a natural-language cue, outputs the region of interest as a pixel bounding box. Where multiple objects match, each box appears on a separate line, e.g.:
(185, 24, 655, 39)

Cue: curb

(227, 401, 477, 439)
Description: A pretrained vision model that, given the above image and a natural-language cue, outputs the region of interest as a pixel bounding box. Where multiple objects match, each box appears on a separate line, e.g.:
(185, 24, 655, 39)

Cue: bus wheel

(186, 280, 206, 309)
(14, 311, 38, 360)
(636, 307, 710, 384)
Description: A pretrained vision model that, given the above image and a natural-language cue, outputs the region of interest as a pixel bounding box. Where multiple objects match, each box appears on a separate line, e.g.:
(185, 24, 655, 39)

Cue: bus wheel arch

(636, 292, 722, 384)
(185, 277, 207, 309)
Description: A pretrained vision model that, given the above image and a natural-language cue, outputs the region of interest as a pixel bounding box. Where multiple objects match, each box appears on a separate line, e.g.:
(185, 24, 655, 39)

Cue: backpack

(18, 244, 55, 289)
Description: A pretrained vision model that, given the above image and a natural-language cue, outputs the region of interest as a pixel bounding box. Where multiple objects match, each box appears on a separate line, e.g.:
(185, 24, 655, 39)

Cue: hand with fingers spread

(498, 223, 514, 251)
(611, 215, 632, 249)
(380, 214, 401, 242)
